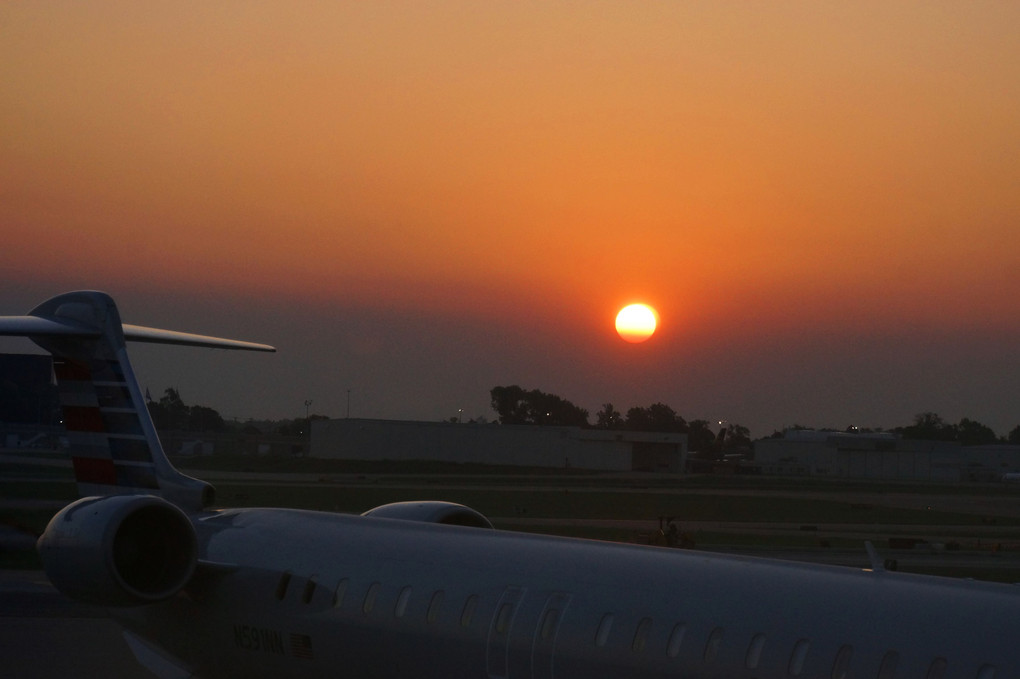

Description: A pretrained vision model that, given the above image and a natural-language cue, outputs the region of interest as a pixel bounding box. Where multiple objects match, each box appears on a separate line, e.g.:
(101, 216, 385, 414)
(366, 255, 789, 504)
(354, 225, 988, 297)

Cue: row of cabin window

(276, 571, 482, 628)
(275, 574, 997, 679)
(593, 612, 995, 679)
(275, 574, 547, 641)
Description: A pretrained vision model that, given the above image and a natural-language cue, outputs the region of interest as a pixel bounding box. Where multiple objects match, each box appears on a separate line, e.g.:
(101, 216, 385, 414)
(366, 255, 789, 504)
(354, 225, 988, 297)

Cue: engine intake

(38, 494, 198, 606)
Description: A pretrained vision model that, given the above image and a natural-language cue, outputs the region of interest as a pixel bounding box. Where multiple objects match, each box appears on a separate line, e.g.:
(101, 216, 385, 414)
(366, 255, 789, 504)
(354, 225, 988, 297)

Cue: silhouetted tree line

(488, 387, 1020, 450)
(147, 387, 226, 432)
(489, 385, 590, 427)
(595, 401, 751, 451)
(895, 411, 1019, 446)
(488, 386, 751, 454)
(769, 413, 1020, 445)
(146, 388, 330, 438)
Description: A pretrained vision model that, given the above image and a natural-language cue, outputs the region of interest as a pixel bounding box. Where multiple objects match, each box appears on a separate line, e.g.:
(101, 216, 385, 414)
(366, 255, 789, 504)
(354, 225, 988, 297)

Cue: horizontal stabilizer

(123, 324, 275, 352)
(0, 309, 275, 353)
(0, 316, 101, 338)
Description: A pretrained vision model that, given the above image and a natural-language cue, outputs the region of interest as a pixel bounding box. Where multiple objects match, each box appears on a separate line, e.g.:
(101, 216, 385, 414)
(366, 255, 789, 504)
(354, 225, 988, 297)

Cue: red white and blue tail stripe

(0, 291, 274, 511)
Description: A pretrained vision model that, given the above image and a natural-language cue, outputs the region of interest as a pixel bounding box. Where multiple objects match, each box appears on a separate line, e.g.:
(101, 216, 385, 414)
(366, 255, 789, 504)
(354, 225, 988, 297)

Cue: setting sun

(615, 304, 658, 343)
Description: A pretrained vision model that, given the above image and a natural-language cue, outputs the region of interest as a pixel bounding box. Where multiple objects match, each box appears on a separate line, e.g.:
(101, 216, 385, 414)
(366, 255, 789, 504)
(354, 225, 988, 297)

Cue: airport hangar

(310, 418, 687, 472)
(310, 420, 1020, 482)
(754, 429, 1020, 482)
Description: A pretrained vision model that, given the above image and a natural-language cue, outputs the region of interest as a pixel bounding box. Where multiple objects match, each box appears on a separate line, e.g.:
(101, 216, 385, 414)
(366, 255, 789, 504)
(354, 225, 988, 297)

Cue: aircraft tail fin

(0, 291, 275, 511)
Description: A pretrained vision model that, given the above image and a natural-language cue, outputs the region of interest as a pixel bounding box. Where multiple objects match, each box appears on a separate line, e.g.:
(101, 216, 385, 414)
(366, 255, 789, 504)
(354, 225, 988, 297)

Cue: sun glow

(615, 304, 658, 343)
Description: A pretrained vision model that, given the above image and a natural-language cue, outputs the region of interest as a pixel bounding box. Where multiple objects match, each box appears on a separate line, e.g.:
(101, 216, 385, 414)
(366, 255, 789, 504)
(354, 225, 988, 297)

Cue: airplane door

(532, 593, 571, 679)
(486, 586, 526, 679)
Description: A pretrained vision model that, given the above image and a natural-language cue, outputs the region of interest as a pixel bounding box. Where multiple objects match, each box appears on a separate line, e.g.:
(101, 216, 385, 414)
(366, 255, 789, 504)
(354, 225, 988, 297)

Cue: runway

(0, 570, 151, 679)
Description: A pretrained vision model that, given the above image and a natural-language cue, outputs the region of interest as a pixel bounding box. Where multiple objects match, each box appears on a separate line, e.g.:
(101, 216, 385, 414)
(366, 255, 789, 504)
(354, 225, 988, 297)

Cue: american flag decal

(289, 633, 314, 660)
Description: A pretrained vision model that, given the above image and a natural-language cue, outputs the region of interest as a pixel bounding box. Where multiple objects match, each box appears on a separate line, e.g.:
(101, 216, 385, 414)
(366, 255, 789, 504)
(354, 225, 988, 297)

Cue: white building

(754, 430, 1020, 482)
(310, 418, 687, 472)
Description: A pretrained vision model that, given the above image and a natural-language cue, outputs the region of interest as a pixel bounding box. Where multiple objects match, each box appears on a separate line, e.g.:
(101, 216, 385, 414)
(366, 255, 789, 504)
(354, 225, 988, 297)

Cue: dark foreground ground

(0, 569, 150, 679)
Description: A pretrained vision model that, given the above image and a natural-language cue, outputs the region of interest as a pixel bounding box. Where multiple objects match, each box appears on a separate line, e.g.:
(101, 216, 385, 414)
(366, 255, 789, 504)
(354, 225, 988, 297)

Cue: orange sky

(2, 3, 1018, 435)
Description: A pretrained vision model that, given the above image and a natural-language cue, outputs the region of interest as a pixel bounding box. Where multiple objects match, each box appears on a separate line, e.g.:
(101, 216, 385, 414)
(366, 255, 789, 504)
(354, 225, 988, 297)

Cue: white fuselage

(116, 507, 1019, 679)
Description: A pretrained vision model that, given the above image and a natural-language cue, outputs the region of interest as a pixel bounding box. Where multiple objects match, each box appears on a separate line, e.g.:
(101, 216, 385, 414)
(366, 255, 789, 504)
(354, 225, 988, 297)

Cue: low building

(310, 418, 687, 472)
(754, 430, 1020, 482)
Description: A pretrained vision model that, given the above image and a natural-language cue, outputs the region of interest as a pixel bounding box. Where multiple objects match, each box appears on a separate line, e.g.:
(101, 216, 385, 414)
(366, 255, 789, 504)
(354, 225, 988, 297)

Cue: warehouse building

(754, 429, 1020, 482)
(310, 418, 687, 472)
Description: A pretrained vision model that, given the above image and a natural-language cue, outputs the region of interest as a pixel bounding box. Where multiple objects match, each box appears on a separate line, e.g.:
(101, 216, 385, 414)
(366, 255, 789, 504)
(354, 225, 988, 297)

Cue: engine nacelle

(38, 494, 198, 606)
(362, 501, 493, 529)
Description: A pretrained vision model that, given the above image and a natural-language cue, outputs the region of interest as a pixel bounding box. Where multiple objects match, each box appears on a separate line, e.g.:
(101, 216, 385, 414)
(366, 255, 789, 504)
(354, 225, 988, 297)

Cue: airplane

(1, 290, 1018, 679)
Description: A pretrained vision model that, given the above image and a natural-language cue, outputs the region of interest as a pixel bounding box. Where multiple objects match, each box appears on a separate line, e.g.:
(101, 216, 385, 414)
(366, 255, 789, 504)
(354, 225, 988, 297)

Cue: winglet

(865, 541, 886, 572)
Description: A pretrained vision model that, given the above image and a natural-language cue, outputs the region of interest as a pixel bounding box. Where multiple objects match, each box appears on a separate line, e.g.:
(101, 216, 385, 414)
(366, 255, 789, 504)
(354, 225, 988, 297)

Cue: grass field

(209, 481, 1013, 528)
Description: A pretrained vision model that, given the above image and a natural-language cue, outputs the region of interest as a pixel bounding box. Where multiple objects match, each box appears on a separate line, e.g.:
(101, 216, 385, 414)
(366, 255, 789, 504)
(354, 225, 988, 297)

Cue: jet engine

(38, 494, 198, 606)
(362, 501, 493, 528)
